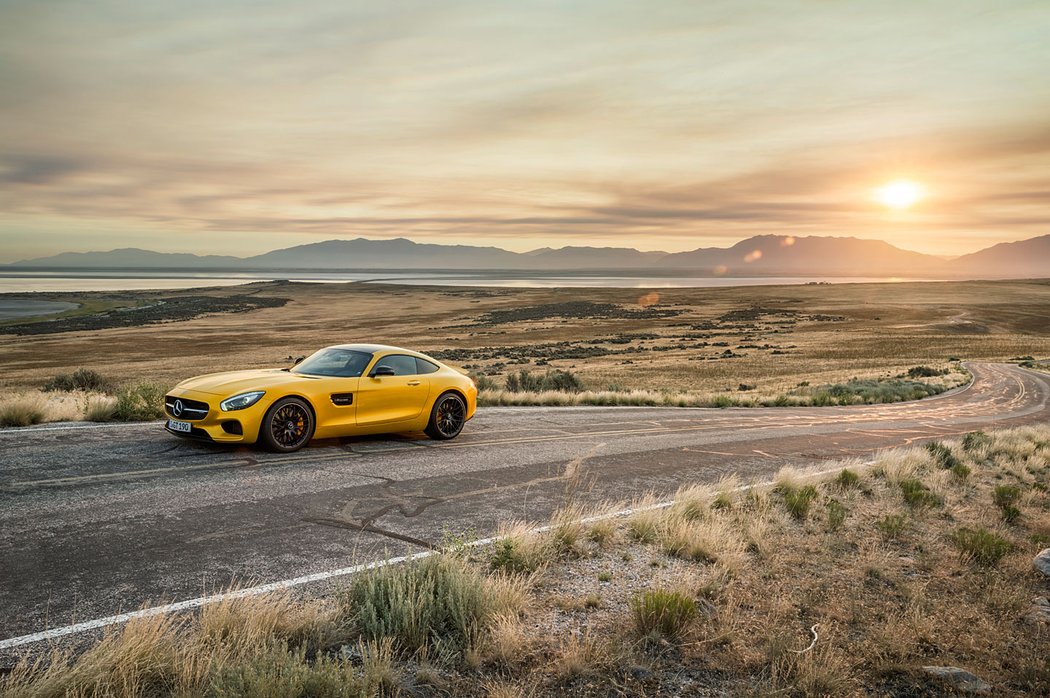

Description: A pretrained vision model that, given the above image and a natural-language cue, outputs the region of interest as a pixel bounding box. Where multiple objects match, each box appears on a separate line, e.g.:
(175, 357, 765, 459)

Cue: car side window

(416, 358, 440, 375)
(375, 354, 418, 376)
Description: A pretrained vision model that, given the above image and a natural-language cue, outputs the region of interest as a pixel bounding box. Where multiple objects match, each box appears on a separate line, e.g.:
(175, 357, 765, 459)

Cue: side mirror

(293, 356, 305, 366)
(370, 365, 396, 378)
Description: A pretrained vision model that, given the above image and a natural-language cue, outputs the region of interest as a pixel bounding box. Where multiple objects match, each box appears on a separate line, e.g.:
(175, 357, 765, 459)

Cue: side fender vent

(331, 393, 354, 406)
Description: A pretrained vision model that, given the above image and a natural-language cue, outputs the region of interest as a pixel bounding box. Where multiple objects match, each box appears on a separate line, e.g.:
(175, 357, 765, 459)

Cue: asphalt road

(1, 362, 1047, 649)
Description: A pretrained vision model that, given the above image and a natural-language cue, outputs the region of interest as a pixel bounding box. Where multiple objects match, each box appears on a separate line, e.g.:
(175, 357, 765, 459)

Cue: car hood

(174, 369, 316, 396)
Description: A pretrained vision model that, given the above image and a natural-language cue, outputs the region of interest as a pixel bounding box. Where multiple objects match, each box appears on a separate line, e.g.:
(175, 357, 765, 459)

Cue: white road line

(0, 460, 861, 650)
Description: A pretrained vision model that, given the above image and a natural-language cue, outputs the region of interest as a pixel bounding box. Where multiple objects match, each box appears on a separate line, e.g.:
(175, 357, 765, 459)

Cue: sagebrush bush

(631, 589, 697, 640)
(114, 381, 167, 421)
(42, 368, 115, 393)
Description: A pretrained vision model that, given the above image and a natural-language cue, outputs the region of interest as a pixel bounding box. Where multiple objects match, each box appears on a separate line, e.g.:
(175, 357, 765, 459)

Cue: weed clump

(951, 527, 1012, 567)
(631, 589, 697, 640)
(826, 499, 847, 531)
(962, 431, 992, 452)
(992, 484, 1022, 524)
(926, 441, 970, 478)
(344, 555, 518, 657)
(779, 484, 819, 521)
(114, 381, 167, 421)
(898, 478, 942, 509)
(834, 468, 862, 490)
(876, 513, 908, 540)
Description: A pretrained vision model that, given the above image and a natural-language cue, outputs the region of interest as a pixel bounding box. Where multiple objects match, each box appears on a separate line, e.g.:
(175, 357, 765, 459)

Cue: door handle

(407, 380, 421, 386)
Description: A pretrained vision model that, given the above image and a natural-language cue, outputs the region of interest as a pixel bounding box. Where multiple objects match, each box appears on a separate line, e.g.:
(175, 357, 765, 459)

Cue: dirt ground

(1, 278, 1048, 395)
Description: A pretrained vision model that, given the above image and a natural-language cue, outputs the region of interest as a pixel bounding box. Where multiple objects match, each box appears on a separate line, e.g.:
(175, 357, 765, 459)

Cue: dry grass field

(3, 425, 1048, 696)
(0, 279, 1047, 409)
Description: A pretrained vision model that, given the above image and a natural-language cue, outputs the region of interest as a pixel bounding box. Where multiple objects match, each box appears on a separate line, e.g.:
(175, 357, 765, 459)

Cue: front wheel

(259, 397, 315, 452)
(425, 392, 466, 440)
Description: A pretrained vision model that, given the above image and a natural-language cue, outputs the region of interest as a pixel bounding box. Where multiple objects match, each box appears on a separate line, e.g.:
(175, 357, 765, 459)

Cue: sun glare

(875, 180, 924, 209)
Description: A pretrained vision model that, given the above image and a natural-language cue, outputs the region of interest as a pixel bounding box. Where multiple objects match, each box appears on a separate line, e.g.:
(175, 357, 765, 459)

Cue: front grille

(165, 395, 210, 421)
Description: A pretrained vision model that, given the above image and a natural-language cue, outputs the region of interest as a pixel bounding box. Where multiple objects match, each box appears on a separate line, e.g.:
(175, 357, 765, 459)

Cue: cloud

(2, 0, 1050, 258)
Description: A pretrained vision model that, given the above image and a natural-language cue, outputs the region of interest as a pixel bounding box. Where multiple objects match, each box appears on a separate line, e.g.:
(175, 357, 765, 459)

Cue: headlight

(220, 391, 265, 411)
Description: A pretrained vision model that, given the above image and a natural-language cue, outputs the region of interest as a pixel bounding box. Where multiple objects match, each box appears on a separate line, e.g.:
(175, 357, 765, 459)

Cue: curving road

(1, 362, 1047, 649)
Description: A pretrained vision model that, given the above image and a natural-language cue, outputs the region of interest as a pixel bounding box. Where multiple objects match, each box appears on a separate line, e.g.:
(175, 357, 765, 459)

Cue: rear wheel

(425, 392, 466, 440)
(260, 397, 315, 452)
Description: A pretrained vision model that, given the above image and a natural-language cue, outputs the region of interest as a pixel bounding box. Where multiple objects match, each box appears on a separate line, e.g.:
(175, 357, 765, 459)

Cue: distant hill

(950, 234, 1050, 279)
(661, 235, 947, 276)
(245, 237, 521, 270)
(13, 248, 241, 268)
(8, 234, 1049, 279)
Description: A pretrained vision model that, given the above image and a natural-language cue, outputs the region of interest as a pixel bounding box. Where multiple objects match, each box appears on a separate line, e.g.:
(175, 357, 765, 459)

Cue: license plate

(167, 419, 192, 433)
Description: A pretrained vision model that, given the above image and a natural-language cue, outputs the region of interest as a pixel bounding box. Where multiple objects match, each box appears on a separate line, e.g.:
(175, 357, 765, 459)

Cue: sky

(1, 0, 1049, 262)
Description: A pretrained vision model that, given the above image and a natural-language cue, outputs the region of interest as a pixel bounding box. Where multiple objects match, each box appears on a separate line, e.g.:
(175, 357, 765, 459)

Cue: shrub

(951, 527, 1012, 567)
(113, 381, 167, 421)
(992, 484, 1022, 524)
(472, 374, 500, 391)
(343, 554, 511, 656)
(898, 478, 941, 508)
(826, 499, 847, 531)
(962, 431, 991, 452)
(504, 369, 583, 393)
(490, 525, 548, 574)
(779, 484, 819, 521)
(907, 365, 947, 378)
(925, 441, 969, 478)
(0, 394, 48, 427)
(877, 513, 908, 540)
(711, 395, 734, 408)
(42, 368, 115, 393)
(834, 468, 862, 489)
(630, 589, 697, 640)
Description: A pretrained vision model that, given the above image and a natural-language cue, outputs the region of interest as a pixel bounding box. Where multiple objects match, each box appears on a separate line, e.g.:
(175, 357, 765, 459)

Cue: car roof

(326, 343, 434, 360)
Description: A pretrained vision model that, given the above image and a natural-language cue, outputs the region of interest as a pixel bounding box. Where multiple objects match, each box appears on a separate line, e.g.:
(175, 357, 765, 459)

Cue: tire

(259, 397, 315, 452)
(425, 392, 466, 440)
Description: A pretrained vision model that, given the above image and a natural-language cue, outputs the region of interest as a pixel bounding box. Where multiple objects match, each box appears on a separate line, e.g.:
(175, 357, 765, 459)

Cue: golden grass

(1, 279, 1044, 398)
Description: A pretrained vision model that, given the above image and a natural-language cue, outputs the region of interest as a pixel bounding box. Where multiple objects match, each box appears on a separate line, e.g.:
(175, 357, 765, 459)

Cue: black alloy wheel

(261, 397, 315, 452)
(425, 392, 466, 440)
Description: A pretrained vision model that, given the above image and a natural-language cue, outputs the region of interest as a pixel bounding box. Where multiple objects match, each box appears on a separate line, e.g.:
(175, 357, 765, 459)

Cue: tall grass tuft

(0, 393, 48, 427)
(631, 589, 698, 640)
(343, 554, 522, 657)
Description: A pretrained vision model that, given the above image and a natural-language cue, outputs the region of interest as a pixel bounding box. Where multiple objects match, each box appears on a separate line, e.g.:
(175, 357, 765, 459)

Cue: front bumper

(164, 388, 269, 444)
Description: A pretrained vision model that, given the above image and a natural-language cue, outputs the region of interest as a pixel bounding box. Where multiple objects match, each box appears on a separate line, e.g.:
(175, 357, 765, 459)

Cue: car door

(355, 354, 430, 426)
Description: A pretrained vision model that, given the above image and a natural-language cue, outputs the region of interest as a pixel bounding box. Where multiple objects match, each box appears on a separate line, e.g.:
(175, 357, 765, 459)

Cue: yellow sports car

(164, 344, 477, 452)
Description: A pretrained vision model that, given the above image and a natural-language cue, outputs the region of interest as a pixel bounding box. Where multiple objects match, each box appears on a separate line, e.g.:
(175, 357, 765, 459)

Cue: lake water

(0, 270, 930, 293)
(0, 299, 79, 321)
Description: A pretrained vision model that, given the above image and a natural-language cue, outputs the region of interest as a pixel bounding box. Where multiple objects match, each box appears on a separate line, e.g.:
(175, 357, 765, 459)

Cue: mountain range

(7, 234, 1050, 279)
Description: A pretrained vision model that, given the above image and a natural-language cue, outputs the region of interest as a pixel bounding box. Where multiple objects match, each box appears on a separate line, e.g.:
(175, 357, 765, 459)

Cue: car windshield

(292, 348, 373, 378)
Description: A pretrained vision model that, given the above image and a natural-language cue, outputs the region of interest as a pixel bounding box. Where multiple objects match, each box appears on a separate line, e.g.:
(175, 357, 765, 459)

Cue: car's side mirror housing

(370, 365, 396, 378)
(293, 355, 305, 366)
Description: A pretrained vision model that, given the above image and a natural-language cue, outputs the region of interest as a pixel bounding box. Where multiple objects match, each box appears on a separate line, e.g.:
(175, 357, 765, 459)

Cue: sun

(874, 180, 924, 209)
